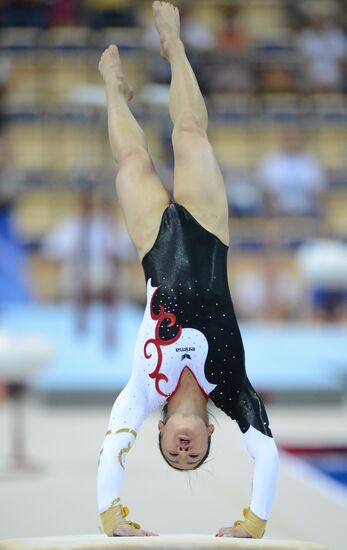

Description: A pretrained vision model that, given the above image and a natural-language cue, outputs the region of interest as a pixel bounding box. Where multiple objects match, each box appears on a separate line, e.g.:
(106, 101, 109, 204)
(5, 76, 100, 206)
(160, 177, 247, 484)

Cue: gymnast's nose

(179, 438, 190, 450)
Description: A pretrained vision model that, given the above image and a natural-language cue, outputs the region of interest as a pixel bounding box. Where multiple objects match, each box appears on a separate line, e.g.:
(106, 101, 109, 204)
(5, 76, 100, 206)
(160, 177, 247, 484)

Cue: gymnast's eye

(169, 452, 178, 457)
(189, 454, 199, 458)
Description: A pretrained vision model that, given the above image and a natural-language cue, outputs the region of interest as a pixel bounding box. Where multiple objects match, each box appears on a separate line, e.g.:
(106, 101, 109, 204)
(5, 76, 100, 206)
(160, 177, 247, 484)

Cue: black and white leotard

(97, 203, 279, 521)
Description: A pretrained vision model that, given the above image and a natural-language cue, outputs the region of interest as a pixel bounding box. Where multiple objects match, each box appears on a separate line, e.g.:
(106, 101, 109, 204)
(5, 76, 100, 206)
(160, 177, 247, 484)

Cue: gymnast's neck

(166, 367, 208, 423)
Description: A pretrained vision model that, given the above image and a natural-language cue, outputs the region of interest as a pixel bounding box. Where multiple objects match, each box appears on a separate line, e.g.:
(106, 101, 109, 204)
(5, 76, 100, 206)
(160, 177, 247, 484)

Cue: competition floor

(0, 400, 346, 549)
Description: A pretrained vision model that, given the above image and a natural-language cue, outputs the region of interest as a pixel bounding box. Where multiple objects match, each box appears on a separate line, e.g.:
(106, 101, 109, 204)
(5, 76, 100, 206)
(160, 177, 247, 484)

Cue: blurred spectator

(296, 0, 347, 92)
(256, 126, 327, 216)
(223, 167, 262, 217)
(48, 0, 81, 27)
(84, 0, 137, 29)
(232, 266, 268, 320)
(296, 239, 347, 322)
(216, 6, 247, 51)
(179, 7, 215, 52)
(232, 252, 302, 320)
(201, 7, 253, 94)
(203, 51, 254, 94)
(42, 191, 134, 348)
(254, 44, 298, 93)
(1, 0, 50, 28)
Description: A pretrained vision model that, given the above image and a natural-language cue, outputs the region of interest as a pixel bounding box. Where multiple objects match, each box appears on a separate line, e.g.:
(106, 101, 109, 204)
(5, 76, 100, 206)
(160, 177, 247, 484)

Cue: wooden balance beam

(0, 535, 329, 550)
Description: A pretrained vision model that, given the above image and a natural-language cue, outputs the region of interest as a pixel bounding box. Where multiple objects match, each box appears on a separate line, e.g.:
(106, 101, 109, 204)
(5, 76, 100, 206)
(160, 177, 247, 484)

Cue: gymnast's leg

(152, 1, 229, 245)
(99, 45, 170, 261)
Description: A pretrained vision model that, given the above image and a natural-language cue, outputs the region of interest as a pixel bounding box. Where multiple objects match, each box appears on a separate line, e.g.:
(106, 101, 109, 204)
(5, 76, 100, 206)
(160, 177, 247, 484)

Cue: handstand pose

(97, 1, 279, 538)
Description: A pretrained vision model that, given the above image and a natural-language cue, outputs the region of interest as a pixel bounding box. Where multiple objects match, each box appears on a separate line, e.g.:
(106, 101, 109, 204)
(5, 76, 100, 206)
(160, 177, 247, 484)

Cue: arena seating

(1, 0, 347, 304)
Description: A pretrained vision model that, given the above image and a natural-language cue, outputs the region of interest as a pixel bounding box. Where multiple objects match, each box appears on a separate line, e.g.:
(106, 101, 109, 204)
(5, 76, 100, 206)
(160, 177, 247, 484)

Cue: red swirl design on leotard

(144, 285, 182, 397)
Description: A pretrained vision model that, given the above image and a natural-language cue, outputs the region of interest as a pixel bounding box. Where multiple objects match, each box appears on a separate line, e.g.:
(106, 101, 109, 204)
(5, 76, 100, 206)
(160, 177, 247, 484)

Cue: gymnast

(97, 1, 279, 538)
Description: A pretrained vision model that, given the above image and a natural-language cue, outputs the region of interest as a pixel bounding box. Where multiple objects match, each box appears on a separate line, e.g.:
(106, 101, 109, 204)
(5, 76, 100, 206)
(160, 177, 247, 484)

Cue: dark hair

(158, 404, 211, 471)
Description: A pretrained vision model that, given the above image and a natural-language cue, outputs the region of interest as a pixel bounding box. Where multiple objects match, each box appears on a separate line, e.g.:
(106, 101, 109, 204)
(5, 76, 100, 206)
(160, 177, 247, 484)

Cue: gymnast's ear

(158, 420, 165, 431)
(208, 424, 215, 436)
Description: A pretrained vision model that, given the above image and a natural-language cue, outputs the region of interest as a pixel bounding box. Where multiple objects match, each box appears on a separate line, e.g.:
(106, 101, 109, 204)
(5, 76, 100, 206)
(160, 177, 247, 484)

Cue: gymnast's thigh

(171, 122, 229, 246)
(115, 149, 170, 261)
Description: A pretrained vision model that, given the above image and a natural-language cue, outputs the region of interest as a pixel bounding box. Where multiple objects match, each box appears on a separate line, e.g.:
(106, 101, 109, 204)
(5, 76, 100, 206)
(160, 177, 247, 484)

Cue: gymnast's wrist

(100, 498, 141, 536)
(234, 507, 267, 538)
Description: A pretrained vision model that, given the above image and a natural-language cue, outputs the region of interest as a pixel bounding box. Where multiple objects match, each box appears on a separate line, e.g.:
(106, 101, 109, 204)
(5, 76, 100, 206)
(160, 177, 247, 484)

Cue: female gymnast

(97, 1, 279, 538)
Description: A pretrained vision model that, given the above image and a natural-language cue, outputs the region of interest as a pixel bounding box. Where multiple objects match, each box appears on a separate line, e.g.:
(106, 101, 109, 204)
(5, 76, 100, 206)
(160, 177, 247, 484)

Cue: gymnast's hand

(112, 524, 158, 537)
(216, 525, 251, 538)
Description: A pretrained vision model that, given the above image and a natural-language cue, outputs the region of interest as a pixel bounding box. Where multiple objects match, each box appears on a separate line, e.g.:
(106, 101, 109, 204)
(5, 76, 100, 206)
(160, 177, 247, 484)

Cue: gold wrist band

(234, 507, 267, 538)
(100, 498, 141, 536)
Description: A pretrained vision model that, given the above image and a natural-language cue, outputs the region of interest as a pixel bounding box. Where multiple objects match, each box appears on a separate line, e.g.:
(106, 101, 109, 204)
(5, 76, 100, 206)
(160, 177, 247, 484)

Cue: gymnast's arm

(214, 377, 279, 538)
(233, 378, 279, 537)
(97, 375, 155, 536)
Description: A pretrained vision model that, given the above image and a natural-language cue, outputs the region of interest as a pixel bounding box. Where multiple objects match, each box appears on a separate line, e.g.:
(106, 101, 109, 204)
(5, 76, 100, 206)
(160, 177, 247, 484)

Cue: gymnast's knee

(172, 112, 208, 144)
(116, 144, 152, 172)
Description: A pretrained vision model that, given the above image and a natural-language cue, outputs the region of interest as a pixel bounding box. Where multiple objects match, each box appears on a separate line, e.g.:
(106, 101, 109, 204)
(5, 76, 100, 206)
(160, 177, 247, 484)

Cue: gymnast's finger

(113, 525, 143, 536)
(215, 526, 236, 537)
(216, 527, 229, 537)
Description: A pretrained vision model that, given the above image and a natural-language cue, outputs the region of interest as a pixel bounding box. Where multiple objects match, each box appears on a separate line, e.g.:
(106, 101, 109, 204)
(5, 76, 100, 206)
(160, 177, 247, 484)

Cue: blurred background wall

(0, 1, 346, 549)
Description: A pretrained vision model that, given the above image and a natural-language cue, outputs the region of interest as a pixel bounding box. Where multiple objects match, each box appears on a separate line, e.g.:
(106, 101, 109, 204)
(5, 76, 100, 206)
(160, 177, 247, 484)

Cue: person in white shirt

(42, 191, 133, 347)
(296, 1, 347, 92)
(256, 126, 327, 216)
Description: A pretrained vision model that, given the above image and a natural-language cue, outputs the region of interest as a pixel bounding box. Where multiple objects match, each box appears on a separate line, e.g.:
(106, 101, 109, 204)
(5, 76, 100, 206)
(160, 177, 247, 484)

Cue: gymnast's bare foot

(152, 1, 181, 60)
(98, 44, 133, 101)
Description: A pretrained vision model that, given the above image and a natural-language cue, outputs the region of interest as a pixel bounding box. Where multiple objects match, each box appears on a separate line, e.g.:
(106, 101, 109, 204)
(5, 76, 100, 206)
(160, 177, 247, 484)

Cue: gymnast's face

(158, 414, 214, 470)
